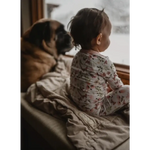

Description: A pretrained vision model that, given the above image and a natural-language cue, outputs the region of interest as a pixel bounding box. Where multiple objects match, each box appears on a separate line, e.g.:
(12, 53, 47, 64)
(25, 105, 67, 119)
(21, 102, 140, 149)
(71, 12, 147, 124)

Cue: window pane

(44, 0, 129, 65)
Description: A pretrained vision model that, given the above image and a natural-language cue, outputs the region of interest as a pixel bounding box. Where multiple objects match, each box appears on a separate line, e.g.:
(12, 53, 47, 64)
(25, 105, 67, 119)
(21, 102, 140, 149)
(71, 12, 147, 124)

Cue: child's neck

(82, 45, 100, 52)
(91, 48, 100, 52)
(90, 44, 102, 52)
(91, 44, 105, 53)
(81, 49, 100, 55)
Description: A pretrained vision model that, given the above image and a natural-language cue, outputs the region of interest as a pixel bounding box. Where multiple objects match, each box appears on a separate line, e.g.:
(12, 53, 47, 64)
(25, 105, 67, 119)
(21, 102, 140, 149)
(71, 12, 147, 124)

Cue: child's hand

(107, 83, 112, 93)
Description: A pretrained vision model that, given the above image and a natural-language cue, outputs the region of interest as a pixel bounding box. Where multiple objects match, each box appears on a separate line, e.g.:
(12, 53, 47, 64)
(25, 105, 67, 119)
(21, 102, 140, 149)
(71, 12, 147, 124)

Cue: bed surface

(17, 93, 132, 150)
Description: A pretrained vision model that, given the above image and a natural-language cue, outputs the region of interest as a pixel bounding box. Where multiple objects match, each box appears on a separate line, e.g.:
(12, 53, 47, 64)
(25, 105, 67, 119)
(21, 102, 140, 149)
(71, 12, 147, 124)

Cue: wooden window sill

(114, 63, 130, 85)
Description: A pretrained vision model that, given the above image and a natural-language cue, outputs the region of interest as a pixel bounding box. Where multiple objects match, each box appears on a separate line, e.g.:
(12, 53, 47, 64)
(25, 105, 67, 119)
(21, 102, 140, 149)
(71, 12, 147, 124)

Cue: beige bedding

(25, 55, 129, 150)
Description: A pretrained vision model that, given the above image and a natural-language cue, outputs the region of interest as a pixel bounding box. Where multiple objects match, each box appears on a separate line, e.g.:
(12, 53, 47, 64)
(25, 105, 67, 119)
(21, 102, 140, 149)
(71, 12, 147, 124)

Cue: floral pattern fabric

(70, 50, 129, 117)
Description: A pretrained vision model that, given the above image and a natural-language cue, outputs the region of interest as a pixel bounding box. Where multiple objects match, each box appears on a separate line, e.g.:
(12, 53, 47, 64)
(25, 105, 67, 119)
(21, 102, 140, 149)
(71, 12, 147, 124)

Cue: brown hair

(68, 8, 109, 49)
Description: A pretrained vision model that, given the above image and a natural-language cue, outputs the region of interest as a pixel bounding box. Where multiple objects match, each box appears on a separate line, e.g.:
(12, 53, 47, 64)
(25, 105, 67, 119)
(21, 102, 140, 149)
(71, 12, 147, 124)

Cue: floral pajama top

(70, 49, 127, 117)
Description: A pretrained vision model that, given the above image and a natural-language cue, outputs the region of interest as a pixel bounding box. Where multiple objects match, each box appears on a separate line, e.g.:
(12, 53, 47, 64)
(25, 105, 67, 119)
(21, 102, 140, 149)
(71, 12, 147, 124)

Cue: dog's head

(22, 19, 73, 59)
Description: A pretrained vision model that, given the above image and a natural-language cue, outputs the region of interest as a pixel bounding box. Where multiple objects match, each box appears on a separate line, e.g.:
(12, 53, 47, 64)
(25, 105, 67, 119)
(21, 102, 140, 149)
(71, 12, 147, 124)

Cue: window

(44, 0, 129, 66)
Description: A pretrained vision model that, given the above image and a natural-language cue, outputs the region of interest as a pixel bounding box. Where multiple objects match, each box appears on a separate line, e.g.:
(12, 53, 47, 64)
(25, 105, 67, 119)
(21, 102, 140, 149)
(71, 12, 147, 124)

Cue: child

(68, 8, 129, 117)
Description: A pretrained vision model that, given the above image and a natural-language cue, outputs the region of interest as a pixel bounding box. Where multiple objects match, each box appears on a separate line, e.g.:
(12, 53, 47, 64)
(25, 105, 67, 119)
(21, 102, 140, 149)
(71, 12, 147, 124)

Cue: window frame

(30, 0, 130, 85)
(30, 0, 44, 24)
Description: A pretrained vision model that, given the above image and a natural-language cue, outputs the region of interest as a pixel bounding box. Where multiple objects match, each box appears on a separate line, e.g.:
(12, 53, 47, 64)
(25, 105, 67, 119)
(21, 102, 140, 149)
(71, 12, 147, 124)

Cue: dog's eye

(57, 31, 67, 39)
(54, 32, 65, 41)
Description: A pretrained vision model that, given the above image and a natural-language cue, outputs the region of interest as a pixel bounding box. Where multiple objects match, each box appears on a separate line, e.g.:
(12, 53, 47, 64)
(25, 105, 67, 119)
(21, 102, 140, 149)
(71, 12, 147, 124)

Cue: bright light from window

(44, 0, 129, 65)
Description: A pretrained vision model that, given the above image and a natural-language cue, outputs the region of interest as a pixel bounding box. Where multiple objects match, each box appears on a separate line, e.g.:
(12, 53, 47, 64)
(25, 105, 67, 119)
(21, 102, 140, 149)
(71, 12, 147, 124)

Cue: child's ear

(96, 33, 102, 45)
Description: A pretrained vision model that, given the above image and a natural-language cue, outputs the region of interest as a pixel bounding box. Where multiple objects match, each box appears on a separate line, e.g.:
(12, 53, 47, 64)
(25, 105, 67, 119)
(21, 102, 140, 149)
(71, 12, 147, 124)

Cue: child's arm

(106, 82, 112, 92)
(107, 70, 123, 90)
(101, 57, 123, 91)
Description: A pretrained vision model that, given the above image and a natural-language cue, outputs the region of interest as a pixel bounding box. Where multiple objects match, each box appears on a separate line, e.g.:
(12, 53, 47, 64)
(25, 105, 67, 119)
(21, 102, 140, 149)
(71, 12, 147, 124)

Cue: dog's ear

(29, 21, 51, 47)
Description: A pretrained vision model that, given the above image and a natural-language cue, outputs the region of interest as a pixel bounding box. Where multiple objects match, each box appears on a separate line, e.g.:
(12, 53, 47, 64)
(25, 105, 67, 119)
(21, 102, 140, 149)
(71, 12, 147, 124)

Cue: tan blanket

(26, 55, 129, 150)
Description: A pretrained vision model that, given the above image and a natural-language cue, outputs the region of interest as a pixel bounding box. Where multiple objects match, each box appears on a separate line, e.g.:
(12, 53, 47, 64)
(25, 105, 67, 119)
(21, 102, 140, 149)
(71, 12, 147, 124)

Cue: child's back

(68, 8, 129, 117)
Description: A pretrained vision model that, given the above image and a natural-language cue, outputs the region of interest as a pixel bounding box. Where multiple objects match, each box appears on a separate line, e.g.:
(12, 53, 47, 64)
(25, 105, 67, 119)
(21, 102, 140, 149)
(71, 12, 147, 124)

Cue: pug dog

(21, 19, 73, 92)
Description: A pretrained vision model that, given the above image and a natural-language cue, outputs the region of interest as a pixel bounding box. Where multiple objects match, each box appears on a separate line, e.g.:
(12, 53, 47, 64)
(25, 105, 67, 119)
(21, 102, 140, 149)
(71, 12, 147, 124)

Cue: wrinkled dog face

(28, 19, 73, 56)
(55, 24, 73, 54)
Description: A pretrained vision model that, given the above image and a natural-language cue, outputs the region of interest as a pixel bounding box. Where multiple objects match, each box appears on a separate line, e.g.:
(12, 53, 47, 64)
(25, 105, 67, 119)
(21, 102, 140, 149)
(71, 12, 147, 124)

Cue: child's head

(68, 8, 112, 52)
